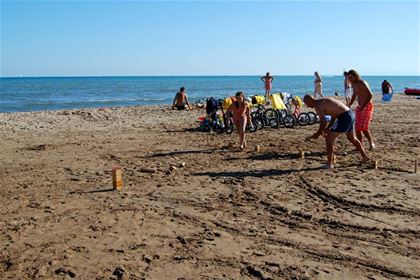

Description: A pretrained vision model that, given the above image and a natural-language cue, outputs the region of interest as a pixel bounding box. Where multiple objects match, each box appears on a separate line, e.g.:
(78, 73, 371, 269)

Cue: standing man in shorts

(303, 95, 369, 169)
(348, 70, 375, 150)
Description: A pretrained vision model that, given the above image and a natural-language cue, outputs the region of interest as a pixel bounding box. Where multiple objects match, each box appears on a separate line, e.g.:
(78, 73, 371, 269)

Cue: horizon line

(2, 74, 420, 78)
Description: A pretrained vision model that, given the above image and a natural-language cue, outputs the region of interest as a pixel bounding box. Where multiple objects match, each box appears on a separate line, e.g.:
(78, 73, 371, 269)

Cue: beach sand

(0, 94, 419, 279)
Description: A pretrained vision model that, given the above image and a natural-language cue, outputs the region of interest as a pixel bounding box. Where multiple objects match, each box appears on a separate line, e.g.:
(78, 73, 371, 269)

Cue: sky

(1, 0, 419, 76)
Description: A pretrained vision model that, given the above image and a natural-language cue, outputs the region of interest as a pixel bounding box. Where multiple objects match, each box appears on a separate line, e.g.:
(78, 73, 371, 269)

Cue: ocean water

(1, 76, 419, 112)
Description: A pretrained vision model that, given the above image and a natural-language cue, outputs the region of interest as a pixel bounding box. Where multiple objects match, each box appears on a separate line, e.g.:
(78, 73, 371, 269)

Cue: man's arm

(185, 96, 192, 109)
(349, 90, 357, 107)
(172, 94, 178, 108)
(306, 107, 326, 140)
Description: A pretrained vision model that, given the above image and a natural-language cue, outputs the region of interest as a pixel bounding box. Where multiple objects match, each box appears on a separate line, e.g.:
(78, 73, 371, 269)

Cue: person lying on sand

(303, 94, 369, 169)
(172, 87, 191, 110)
(227, 91, 251, 150)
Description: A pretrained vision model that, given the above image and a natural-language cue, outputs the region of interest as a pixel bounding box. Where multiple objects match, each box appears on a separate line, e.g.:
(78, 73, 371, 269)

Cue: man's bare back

(313, 97, 349, 120)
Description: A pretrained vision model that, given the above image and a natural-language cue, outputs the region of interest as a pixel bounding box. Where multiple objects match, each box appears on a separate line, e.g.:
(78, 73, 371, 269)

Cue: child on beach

(313, 72, 323, 98)
(261, 72, 273, 100)
(304, 94, 369, 169)
(172, 87, 192, 110)
(348, 70, 376, 150)
(227, 91, 251, 150)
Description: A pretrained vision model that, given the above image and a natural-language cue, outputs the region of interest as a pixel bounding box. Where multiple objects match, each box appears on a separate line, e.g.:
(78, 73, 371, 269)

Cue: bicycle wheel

(297, 113, 310, 126)
(225, 119, 234, 134)
(247, 120, 258, 133)
(284, 115, 296, 128)
(307, 112, 317, 125)
(254, 117, 265, 130)
(264, 109, 278, 124)
(268, 118, 279, 129)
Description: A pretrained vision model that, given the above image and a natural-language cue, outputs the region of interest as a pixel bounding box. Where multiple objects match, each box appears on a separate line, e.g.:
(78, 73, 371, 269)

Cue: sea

(1, 76, 419, 113)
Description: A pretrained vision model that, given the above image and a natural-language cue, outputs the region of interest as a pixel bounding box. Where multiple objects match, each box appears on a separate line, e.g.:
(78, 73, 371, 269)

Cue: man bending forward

(304, 95, 369, 169)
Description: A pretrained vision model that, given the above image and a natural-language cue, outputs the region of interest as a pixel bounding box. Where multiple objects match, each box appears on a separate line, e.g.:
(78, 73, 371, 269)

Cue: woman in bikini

(314, 72, 323, 98)
(228, 91, 251, 150)
(261, 72, 273, 100)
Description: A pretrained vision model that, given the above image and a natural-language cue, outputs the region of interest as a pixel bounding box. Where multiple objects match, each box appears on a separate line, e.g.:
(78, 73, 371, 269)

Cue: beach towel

(270, 93, 287, 110)
(355, 102, 374, 132)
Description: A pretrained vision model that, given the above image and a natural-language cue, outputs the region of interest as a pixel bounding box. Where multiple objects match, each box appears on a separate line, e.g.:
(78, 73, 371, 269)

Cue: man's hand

(305, 133, 320, 141)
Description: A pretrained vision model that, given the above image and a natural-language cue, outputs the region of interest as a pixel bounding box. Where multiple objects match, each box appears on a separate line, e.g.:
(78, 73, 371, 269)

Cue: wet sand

(0, 94, 419, 279)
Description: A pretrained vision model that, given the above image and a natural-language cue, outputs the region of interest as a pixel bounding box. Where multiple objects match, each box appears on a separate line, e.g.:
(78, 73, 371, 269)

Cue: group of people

(261, 71, 324, 99)
(305, 70, 375, 169)
(172, 70, 380, 169)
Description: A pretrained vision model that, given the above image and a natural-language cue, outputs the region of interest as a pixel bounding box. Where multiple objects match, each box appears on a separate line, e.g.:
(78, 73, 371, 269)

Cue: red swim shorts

(355, 102, 374, 132)
(265, 83, 272, 91)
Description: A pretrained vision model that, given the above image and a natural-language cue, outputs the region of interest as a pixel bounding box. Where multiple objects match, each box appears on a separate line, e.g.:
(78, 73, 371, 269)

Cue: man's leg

(346, 132, 369, 161)
(326, 131, 340, 167)
(363, 130, 375, 149)
(238, 117, 246, 149)
(356, 130, 363, 144)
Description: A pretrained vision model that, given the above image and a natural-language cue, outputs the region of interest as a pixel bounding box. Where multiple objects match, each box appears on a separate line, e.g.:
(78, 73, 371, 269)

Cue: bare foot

(361, 157, 370, 163)
(321, 163, 334, 170)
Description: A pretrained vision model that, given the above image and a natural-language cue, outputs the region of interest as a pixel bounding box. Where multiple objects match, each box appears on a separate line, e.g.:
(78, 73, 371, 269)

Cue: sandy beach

(0, 94, 419, 279)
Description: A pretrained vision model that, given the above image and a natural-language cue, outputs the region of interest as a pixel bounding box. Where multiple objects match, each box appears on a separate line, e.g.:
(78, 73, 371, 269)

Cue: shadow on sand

(192, 166, 324, 178)
(145, 148, 219, 158)
(71, 188, 116, 194)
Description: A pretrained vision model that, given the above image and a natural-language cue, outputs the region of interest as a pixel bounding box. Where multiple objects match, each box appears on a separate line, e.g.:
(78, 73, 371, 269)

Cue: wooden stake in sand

(299, 150, 305, 159)
(255, 145, 261, 152)
(373, 160, 378, 169)
(112, 166, 123, 191)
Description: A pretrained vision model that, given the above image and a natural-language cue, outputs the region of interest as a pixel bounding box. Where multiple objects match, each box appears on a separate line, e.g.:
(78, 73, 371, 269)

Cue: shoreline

(0, 91, 403, 115)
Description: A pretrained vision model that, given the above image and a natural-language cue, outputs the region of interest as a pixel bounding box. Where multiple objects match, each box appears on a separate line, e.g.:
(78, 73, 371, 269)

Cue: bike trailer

(221, 96, 236, 111)
(270, 93, 287, 110)
(251, 95, 266, 105)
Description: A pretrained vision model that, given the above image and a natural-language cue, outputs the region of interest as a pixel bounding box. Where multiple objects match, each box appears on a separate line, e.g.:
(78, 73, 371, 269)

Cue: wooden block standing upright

(299, 150, 305, 159)
(112, 167, 123, 191)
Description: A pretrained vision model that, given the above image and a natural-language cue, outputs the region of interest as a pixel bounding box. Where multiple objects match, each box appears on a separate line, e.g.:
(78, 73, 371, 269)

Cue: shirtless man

(261, 72, 273, 100)
(347, 70, 375, 150)
(304, 95, 369, 169)
(172, 87, 191, 110)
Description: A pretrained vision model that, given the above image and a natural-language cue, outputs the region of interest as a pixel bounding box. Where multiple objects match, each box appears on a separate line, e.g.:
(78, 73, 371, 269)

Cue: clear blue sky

(1, 0, 419, 76)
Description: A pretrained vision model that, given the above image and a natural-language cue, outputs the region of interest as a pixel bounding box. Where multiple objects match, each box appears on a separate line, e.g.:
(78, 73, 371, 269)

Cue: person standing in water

(227, 91, 251, 150)
(348, 70, 376, 150)
(343, 71, 353, 106)
(303, 95, 369, 169)
(313, 72, 323, 98)
(261, 72, 273, 100)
